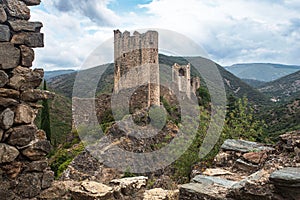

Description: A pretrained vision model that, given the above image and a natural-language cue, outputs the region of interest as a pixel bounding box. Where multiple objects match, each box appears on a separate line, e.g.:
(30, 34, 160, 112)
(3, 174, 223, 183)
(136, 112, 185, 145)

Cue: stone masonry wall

(0, 0, 54, 199)
(114, 30, 160, 107)
(172, 63, 200, 99)
(172, 63, 191, 99)
(191, 76, 200, 95)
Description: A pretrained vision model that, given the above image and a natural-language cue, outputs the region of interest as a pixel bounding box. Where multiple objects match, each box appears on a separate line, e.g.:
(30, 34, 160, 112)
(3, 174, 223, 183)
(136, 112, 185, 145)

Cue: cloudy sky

(30, 0, 300, 70)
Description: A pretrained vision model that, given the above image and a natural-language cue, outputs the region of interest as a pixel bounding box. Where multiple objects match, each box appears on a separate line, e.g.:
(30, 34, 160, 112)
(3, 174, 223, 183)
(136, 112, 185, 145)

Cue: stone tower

(172, 63, 191, 99)
(113, 30, 160, 107)
(191, 77, 201, 95)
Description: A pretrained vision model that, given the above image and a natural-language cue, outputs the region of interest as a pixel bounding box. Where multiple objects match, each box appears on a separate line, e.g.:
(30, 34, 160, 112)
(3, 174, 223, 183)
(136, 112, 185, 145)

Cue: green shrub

(50, 142, 85, 179)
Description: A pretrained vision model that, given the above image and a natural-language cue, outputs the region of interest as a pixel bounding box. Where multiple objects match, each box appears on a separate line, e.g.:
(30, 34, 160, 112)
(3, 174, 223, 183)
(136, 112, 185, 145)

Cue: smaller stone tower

(172, 63, 191, 99)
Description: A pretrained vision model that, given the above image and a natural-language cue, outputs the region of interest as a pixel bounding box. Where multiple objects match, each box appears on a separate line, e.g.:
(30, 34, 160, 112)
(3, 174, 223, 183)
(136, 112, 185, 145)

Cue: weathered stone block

(70, 181, 114, 200)
(192, 175, 237, 188)
(42, 170, 54, 189)
(0, 42, 20, 69)
(8, 20, 42, 32)
(179, 182, 229, 200)
(203, 168, 233, 176)
(24, 160, 48, 172)
(110, 176, 148, 196)
(14, 103, 35, 124)
(270, 167, 300, 187)
(4, 0, 30, 20)
(39, 181, 81, 200)
(221, 139, 274, 153)
(144, 188, 179, 200)
(270, 167, 300, 199)
(35, 129, 47, 140)
(0, 5, 7, 23)
(20, 45, 34, 67)
(6, 124, 37, 147)
(0, 108, 14, 130)
(22, 140, 51, 160)
(233, 159, 259, 172)
(15, 173, 42, 198)
(8, 67, 43, 91)
(243, 151, 268, 164)
(21, 89, 55, 102)
(8, 74, 26, 90)
(0, 97, 18, 107)
(0, 70, 9, 87)
(1, 161, 23, 178)
(0, 88, 20, 98)
(12, 64, 31, 74)
(21, 0, 41, 6)
(11, 32, 44, 47)
(0, 143, 19, 163)
(0, 24, 10, 42)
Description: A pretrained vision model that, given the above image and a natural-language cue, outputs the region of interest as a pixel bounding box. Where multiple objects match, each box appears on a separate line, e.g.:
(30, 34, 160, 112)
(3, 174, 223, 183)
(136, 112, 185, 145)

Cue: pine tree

(41, 80, 52, 143)
(223, 96, 266, 141)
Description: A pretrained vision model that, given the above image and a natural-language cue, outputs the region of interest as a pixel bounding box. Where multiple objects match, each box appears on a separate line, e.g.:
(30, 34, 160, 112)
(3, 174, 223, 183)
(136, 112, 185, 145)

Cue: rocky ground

(181, 130, 300, 200)
(38, 130, 300, 200)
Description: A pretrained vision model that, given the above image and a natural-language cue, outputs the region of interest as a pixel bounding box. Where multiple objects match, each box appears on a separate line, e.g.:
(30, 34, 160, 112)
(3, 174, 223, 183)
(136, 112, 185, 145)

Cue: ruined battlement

(114, 30, 160, 106)
(114, 30, 158, 61)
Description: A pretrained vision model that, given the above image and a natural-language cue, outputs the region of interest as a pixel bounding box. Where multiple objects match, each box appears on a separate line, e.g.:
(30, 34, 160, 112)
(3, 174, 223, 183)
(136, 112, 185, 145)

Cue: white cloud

(137, 0, 300, 65)
(30, 0, 300, 70)
(30, 4, 113, 70)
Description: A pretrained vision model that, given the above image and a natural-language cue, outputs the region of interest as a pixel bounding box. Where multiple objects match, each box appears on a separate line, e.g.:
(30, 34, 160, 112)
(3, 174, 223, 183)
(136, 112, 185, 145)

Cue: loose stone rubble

(180, 130, 300, 200)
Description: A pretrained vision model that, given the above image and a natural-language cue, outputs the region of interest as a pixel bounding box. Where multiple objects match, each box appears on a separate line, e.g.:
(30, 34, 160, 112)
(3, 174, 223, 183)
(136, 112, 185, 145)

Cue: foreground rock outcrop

(40, 127, 300, 200)
(0, 0, 54, 199)
(180, 130, 300, 200)
(39, 176, 179, 200)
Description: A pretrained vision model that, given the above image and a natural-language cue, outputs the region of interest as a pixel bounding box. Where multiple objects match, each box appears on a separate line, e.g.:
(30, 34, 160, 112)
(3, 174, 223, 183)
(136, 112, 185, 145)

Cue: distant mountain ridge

(44, 70, 76, 81)
(225, 63, 300, 82)
(258, 70, 300, 102)
(48, 54, 269, 106)
(242, 79, 266, 88)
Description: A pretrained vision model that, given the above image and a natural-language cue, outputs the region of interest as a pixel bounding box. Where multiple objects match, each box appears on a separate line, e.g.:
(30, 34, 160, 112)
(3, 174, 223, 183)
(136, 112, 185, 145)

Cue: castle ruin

(172, 63, 200, 99)
(114, 30, 160, 107)
(191, 76, 201, 95)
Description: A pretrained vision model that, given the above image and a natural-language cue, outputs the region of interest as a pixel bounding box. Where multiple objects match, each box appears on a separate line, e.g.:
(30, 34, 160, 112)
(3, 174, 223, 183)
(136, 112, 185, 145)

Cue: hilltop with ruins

(113, 29, 200, 107)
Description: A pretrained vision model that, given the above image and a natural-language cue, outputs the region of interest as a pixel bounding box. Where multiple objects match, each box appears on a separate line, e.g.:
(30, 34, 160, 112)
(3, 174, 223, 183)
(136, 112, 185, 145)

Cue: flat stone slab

(192, 175, 238, 188)
(180, 183, 230, 200)
(144, 188, 179, 200)
(232, 169, 268, 190)
(8, 20, 43, 32)
(221, 139, 274, 153)
(270, 167, 300, 187)
(203, 168, 233, 176)
(233, 159, 259, 172)
(270, 167, 300, 199)
(110, 176, 148, 195)
(81, 181, 113, 194)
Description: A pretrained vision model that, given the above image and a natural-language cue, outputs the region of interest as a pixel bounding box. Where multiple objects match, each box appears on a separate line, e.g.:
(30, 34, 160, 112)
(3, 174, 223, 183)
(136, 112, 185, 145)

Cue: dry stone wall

(0, 0, 54, 199)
